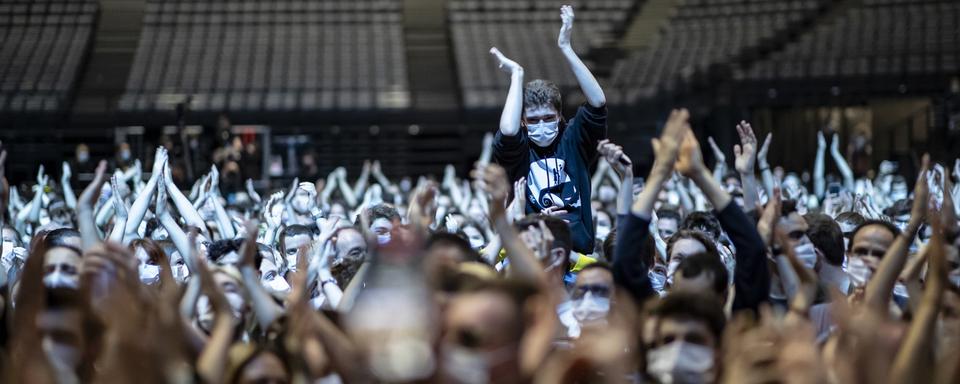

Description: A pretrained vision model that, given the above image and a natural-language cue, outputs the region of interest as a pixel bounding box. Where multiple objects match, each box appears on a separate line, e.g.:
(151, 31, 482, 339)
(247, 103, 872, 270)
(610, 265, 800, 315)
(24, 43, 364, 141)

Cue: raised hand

(208, 164, 220, 191)
(489, 47, 523, 75)
(707, 136, 725, 166)
(245, 179, 261, 203)
(36, 165, 48, 188)
(734, 121, 758, 174)
(816, 131, 826, 151)
(757, 132, 772, 170)
(830, 133, 842, 156)
(156, 171, 168, 218)
(152, 147, 168, 176)
(111, 175, 128, 219)
(676, 129, 707, 178)
(557, 5, 575, 50)
(61, 161, 72, 182)
(473, 163, 511, 220)
(756, 186, 782, 248)
(284, 177, 300, 205)
(597, 139, 632, 176)
(263, 192, 284, 228)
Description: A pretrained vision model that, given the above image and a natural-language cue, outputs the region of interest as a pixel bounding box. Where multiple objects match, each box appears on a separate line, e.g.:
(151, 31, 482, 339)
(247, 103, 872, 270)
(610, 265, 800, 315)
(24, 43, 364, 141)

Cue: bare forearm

(831, 150, 855, 191)
(691, 168, 732, 211)
(632, 171, 667, 218)
(498, 71, 524, 136)
(160, 212, 192, 261)
(124, 176, 158, 239)
(167, 181, 207, 232)
(813, 149, 825, 198)
(740, 173, 760, 210)
(560, 47, 605, 107)
(865, 221, 918, 312)
(616, 168, 634, 216)
(241, 267, 284, 329)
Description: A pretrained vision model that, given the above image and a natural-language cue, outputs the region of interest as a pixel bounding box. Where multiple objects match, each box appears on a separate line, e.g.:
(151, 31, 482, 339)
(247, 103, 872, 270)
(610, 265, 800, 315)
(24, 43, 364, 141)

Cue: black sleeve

(569, 104, 607, 161)
(715, 203, 770, 313)
(494, 130, 528, 182)
(612, 213, 656, 304)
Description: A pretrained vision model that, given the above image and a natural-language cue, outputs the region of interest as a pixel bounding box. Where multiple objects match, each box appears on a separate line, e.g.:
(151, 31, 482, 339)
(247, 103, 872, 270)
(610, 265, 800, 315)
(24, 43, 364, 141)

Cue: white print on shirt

(527, 157, 581, 210)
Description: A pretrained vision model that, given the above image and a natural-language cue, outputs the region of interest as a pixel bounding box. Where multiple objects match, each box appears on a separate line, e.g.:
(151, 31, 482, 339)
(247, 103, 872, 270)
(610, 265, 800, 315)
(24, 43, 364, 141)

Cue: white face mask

(649, 270, 667, 294)
(139, 264, 160, 285)
(846, 256, 873, 287)
(263, 276, 291, 293)
(598, 185, 617, 203)
(377, 234, 391, 245)
(647, 341, 715, 384)
(309, 295, 326, 310)
(77, 152, 89, 162)
(468, 237, 485, 250)
(527, 120, 559, 147)
(794, 242, 818, 270)
(171, 265, 190, 283)
(571, 293, 610, 324)
(442, 345, 490, 384)
(595, 225, 611, 242)
(949, 271, 960, 288)
(44, 272, 79, 289)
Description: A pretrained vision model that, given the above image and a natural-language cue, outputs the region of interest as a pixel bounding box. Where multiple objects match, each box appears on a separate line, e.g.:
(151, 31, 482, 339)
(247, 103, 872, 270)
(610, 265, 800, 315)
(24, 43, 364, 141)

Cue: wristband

(320, 278, 337, 287)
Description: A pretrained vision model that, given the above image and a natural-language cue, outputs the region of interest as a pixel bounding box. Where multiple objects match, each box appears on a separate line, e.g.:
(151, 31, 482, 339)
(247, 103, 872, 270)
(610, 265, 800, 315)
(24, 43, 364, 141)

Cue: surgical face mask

(649, 270, 667, 294)
(595, 224, 611, 242)
(893, 282, 909, 299)
(442, 345, 493, 384)
(794, 243, 818, 270)
(263, 275, 291, 293)
(77, 152, 89, 162)
(598, 185, 617, 203)
(571, 293, 610, 324)
(309, 295, 326, 310)
(44, 272, 79, 289)
(948, 270, 960, 288)
(139, 263, 160, 285)
(846, 256, 872, 287)
(151, 227, 169, 242)
(171, 264, 189, 283)
(468, 236, 485, 250)
(119, 150, 131, 161)
(526, 120, 559, 147)
(224, 292, 246, 319)
(377, 233, 391, 245)
(647, 341, 714, 384)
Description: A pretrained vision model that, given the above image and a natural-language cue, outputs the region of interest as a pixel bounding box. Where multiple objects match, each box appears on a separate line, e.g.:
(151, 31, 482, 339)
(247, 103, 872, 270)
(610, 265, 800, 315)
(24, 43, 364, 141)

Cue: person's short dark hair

(278, 224, 314, 252)
(883, 198, 912, 218)
(835, 211, 865, 228)
(651, 290, 726, 347)
(657, 208, 682, 223)
(803, 213, 845, 266)
(680, 211, 721, 240)
(207, 238, 245, 263)
(666, 229, 720, 262)
(523, 79, 562, 113)
(847, 219, 901, 252)
(363, 204, 401, 224)
(44, 227, 81, 249)
(676, 252, 728, 296)
(425, 232, 483, 264)
(331, 256, 363, 288)
(515, 215, 572, 272)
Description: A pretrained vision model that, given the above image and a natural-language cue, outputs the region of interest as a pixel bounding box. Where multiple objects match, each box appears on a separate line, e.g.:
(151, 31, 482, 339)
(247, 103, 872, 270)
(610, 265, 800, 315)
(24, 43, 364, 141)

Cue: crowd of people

(2, 5, 960, 384)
